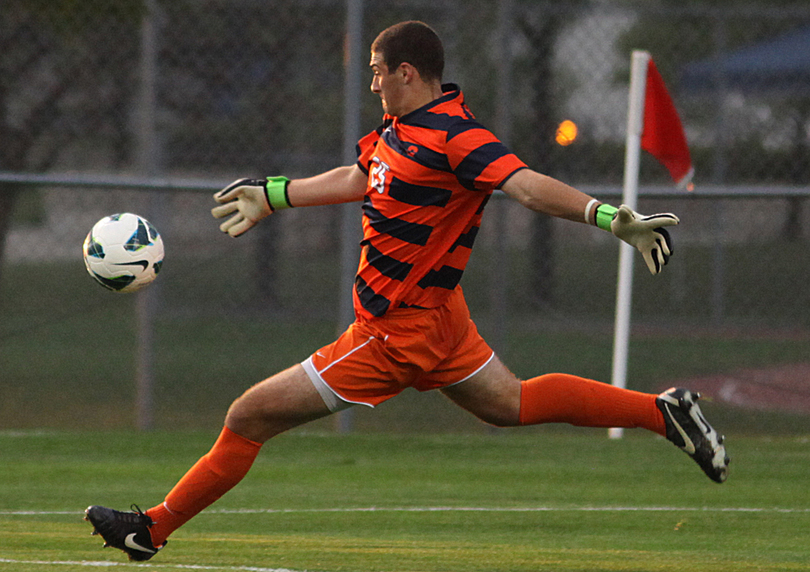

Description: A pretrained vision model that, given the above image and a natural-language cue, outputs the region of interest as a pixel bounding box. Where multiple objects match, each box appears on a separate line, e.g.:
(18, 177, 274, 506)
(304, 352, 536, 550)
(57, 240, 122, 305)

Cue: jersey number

(370, 157, 390, 194)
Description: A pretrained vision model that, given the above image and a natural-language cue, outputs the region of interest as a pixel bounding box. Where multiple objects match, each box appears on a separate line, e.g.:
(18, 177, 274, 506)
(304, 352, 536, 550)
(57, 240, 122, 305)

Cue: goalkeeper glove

(596, 204, 679, 275)
(211, 177, 291, 237)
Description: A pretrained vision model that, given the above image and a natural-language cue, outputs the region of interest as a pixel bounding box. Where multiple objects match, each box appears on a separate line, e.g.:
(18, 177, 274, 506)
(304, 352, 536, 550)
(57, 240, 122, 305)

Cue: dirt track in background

(666, 363, 810, 414)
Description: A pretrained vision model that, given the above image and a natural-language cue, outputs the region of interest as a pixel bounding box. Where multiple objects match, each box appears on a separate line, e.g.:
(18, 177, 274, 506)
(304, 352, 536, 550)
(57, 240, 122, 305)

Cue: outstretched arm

(285, 164, 368, 207)
(501, 168, 595, 224)
(212, 165, 368, 237)
(501, 168, 679, 275)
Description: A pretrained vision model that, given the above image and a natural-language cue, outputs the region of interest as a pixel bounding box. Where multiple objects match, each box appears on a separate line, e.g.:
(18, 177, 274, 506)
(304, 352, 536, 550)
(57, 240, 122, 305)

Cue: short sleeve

(445, 122, 527, 191)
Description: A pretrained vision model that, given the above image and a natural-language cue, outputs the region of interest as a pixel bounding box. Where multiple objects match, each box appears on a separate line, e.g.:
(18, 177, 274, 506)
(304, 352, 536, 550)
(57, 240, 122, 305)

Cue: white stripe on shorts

(301, 337, 379, 412)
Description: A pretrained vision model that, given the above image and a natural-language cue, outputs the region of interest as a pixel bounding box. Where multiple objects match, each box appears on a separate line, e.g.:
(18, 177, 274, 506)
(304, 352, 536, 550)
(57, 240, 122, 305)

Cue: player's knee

(224, 369, 333, 441)
(458, 402, 519, 427)
(224, 395, 264, 438)
(481, 409, 521, 428)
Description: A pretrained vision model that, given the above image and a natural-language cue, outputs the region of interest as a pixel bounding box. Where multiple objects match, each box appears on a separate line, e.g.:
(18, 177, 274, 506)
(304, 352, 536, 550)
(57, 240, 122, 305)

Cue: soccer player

(85, 21, 729, 562)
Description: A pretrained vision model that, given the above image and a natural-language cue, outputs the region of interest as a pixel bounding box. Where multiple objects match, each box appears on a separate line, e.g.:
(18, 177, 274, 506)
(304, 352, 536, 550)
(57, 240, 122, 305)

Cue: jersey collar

(387, 83, 463, 125)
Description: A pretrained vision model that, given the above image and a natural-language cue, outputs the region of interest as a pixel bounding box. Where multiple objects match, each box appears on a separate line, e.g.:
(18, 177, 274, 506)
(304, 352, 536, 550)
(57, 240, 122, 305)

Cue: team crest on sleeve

(370, 157, 390, 194)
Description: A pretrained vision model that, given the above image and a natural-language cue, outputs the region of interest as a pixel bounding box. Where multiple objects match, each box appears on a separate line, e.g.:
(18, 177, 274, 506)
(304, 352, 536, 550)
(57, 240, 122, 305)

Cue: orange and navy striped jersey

(353, 84, 527, 319)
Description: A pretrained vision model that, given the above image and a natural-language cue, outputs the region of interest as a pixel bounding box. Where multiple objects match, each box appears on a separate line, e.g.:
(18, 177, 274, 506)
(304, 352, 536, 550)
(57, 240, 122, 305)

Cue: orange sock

(146, 426, 262, 546)
(518, 373, 666, 435)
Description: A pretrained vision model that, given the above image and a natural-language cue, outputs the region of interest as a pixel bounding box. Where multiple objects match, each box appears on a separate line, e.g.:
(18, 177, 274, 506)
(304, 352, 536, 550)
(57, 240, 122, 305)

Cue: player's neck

(397, 80, 443, 116)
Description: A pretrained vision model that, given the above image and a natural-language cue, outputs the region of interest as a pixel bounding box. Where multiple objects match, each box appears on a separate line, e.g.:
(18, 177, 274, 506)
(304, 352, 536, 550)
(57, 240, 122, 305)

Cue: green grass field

(2, 241, 810, 570)
(1, 429, 809, 571)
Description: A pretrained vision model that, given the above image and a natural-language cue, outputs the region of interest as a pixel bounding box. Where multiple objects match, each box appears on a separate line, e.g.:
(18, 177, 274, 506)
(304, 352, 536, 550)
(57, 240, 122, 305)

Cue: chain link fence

(2, 0, 809, 431)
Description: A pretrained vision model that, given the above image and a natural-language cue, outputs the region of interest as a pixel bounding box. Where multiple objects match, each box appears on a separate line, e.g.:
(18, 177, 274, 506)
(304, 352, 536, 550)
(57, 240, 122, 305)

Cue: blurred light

(555, 120, 578, 146)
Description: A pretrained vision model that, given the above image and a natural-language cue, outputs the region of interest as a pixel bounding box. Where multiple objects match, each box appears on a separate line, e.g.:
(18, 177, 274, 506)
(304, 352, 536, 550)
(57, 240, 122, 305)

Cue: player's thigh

(225, 364, 332, 442)
(440, 355, 521, 427)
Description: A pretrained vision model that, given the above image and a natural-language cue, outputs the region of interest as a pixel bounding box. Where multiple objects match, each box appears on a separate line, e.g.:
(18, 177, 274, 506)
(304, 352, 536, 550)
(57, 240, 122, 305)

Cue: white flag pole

(608, 50, 650, 440)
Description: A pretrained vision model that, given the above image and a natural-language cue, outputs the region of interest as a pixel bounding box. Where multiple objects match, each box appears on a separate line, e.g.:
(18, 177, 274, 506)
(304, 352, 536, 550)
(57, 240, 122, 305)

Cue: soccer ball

(82, 213, 164, 293)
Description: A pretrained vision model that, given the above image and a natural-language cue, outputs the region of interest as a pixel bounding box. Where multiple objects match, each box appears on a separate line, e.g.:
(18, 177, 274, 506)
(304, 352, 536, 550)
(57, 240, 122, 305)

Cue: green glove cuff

(265, 176, 292, 211)
(595, 203, 618, 232)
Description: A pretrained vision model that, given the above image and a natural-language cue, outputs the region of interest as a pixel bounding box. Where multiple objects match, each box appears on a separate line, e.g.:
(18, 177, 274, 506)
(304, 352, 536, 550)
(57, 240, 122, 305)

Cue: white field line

(1, 506, 809, 516)
(203, 506, 810, 514)
(0, 559, 299, 571)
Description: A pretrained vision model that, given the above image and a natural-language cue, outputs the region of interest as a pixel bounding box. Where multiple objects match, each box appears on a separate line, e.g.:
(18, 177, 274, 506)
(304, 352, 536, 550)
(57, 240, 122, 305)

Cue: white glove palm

(610, 205, 679, 275)
(211, 178, 272, 237)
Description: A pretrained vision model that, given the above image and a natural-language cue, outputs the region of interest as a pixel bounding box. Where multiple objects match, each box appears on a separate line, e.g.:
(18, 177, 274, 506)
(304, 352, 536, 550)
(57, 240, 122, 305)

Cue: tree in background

(0, 0, 143, 281)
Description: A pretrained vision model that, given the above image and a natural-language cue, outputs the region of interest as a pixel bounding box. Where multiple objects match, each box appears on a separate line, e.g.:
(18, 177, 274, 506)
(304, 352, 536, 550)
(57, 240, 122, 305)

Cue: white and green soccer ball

(82, 213, 164, 293)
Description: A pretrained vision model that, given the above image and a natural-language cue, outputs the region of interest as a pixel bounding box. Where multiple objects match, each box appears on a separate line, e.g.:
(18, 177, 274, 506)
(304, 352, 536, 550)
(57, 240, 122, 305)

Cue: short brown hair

(371, 21, 444, 82)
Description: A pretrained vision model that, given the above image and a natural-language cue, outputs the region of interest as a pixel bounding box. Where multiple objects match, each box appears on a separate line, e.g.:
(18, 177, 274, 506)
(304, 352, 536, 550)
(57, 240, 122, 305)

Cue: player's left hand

(212, 178, 271, 237)
(610, 205, 679, 275)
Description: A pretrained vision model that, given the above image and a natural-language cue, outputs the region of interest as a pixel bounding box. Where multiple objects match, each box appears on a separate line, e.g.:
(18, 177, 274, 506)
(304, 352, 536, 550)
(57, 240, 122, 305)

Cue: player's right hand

(211, 178, 271, 237)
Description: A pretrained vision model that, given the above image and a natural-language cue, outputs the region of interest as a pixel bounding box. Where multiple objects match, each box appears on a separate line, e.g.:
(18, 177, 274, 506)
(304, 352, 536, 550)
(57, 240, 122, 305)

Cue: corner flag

(641, 58, 694, 189)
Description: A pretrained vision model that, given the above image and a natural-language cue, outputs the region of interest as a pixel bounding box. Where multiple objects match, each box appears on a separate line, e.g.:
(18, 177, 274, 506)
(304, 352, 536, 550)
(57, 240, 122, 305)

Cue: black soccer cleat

(84, 504, 164, 561)
(656, 387, 729, 483)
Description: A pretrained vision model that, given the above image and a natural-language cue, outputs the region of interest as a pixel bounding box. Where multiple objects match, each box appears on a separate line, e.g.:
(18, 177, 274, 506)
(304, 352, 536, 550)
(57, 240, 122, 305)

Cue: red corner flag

(641, 59, 694, 189)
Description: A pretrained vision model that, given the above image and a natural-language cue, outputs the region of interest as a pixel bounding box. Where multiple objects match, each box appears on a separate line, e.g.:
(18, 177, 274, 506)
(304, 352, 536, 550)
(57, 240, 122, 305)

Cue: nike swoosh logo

(663, 403, 696, 455)
(114, 261, 149, 270)
(124, 533, 156, 554)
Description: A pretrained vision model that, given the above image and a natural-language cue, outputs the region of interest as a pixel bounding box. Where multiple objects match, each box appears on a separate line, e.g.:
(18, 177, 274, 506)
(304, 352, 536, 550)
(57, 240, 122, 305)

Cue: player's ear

(399, 62, 417, 83)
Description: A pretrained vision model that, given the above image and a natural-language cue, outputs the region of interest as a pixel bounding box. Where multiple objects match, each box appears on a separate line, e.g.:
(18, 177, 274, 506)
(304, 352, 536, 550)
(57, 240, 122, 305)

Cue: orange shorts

(302, 287, 494, 411)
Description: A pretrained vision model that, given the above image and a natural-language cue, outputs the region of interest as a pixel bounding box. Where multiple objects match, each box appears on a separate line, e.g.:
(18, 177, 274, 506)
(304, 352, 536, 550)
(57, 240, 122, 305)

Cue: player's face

(370, 51, 405, 116)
